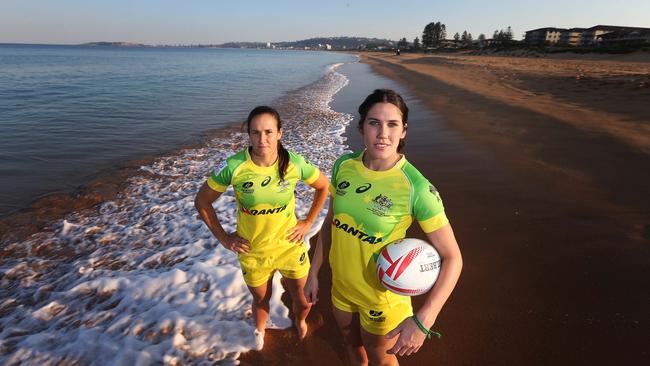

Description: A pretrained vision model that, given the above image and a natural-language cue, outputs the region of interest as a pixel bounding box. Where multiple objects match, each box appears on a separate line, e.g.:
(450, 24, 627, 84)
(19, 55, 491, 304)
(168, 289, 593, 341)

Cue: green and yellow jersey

(329, 151, 449, 308)
(207, 148, 320, 257)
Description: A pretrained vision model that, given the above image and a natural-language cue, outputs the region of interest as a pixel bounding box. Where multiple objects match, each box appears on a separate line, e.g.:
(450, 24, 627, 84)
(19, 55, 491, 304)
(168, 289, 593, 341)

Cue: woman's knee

(292, 292, 311, 310)
(361, 331, 398, 366)
(346, 344, 368, 365)
(364, 346, 397, 366)
(251, 296, 270, 307)
(248, 282, 272, 305)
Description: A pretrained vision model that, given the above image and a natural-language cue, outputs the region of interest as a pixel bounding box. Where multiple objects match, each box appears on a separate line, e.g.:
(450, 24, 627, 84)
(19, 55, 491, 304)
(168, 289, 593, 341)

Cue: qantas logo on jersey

(332, 218, 383, 244)
(242, 204, 288, 216)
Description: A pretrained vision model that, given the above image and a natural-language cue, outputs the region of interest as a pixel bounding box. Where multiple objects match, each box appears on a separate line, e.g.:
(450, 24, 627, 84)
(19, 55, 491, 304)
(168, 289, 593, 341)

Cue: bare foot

(296, 320, 308, 341)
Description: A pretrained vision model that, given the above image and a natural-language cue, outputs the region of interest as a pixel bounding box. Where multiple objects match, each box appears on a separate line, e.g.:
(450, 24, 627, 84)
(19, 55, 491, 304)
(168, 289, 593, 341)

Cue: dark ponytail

(277, 141, 289, 182)
(246, 106, 289, 181)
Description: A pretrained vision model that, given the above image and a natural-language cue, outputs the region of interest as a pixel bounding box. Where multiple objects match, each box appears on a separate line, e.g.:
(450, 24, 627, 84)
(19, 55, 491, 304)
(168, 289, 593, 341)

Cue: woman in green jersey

(305, 90, 463, 365)
(195, 106, 329, 350)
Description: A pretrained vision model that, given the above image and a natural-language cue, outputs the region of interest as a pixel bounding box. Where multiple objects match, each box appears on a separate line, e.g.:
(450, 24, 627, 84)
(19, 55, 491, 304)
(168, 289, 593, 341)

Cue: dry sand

(3, 51, 648, 365)
(368, 53, 650, 154)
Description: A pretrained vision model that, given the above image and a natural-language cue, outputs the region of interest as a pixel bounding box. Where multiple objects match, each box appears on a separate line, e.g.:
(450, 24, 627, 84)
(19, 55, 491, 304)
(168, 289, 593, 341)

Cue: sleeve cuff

(418, 212, 449, 233)
(207, 178, 228, 192)
(303, 169, 320, 185)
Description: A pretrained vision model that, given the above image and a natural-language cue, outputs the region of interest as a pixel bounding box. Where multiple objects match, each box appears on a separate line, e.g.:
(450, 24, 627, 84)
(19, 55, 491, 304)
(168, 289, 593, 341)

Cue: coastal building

(598, 28, 650, 45)
(525, 25, 650, 46)
(524, 27, 564, 44)
(581, 25, 634, 44)
(559, 28, 586, 46)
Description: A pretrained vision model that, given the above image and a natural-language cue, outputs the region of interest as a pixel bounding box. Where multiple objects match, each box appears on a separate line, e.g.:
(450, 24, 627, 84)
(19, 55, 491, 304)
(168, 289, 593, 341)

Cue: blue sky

(2, 0, 649, 44)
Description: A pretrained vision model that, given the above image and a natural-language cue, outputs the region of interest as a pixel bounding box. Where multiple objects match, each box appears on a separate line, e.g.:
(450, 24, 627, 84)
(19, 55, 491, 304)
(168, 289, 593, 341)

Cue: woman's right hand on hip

(220, 233, 251, 254)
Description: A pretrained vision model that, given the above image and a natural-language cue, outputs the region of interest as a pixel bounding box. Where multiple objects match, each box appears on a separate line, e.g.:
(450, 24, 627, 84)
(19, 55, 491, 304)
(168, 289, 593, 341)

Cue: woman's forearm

(417, 225, 463, 328)
(305, 186, 329, 224)
(309, 201, 333, 275)
(196, 201, 228, 242)
(194, 183, 227, 242)
(416, 251, 463, 328)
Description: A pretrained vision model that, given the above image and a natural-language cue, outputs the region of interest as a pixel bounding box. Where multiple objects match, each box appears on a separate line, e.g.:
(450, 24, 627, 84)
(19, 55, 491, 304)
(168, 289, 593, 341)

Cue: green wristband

(411, 315, 442, 340)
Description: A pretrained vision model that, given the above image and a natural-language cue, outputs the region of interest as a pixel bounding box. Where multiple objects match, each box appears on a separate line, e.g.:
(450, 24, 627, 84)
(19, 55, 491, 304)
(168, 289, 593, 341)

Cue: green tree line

(394, 22, 515, 51)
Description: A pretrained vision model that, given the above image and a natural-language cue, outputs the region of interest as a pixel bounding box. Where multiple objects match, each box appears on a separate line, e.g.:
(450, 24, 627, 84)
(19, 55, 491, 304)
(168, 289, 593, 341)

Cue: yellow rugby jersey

(207, 148, 320, 256)
(329, 151, 449, 308)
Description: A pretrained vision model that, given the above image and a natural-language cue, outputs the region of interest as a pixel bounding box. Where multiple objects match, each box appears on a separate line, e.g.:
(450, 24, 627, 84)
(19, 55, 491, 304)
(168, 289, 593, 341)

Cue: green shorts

(331, 284, 413, 335)
(238, 243, 310, 288)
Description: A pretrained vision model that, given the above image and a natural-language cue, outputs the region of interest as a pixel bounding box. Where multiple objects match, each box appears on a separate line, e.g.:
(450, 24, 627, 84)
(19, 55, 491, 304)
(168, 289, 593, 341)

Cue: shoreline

(0, 56, 353, 244)
(244, 52, 650, 364)
(356, 52, 649, 364)
(246, 52, 649, 365)
(360, 52, 649, 238)
(3, 50, 648, 364)
(0, 123, 245, 244)
(0, 59, 354, 365)
(0, 47, 354, 243)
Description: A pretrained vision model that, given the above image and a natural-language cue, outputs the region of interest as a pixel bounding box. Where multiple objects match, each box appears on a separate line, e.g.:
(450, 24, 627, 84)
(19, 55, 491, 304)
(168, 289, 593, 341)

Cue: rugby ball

(376, 238, 441, 296)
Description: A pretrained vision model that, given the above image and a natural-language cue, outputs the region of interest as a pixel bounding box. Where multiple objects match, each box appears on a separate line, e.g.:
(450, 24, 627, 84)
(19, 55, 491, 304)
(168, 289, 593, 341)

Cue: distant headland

(78, 37, 394, 51)
(81, 41, 148, 47)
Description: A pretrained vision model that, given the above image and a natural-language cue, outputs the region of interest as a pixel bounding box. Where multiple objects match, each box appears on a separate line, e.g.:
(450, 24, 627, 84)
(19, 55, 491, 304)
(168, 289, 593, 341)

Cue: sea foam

(0, 62, 353, 365)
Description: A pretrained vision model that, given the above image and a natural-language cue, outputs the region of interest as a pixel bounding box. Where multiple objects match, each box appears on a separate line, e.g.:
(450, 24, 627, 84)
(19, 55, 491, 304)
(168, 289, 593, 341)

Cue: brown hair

(245, 106, 289, 181)
(358, 89, 409, 152)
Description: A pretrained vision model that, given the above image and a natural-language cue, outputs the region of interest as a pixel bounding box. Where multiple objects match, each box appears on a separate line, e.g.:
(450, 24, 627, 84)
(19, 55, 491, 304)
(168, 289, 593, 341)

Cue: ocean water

(0, 44, 354, 216)
(0, 45, 356, 365)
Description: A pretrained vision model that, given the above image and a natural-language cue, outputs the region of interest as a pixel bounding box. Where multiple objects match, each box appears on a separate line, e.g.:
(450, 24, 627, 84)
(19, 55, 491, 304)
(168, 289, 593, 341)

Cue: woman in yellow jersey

(305, 90, 463, 365)
(195, 106, 329, 350)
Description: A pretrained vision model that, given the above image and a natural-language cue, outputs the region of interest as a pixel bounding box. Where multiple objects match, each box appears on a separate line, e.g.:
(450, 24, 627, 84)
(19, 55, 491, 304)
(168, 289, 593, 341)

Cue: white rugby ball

(376, 238, 441, 296)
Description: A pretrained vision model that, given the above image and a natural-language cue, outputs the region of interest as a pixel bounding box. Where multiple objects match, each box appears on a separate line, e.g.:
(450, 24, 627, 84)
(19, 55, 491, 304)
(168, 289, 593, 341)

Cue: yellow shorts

(238, 243, 310, 288)
(331, 285, 413, 335)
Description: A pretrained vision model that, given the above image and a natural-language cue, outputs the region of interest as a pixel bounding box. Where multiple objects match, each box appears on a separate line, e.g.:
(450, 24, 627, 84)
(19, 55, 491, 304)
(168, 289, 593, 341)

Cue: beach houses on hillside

(525, 25, 650, 46)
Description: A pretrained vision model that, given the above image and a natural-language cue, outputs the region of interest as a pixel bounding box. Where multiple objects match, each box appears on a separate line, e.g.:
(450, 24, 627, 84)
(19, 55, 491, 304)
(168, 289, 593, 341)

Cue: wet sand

(3, 51, 648, 364)
(244, 53, 650, 365)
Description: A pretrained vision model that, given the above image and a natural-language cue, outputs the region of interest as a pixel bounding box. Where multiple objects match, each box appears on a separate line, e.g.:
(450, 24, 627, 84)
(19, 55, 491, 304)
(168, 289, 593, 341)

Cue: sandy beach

(2, 50, 649, 365)
(243, 52, 650, 365)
